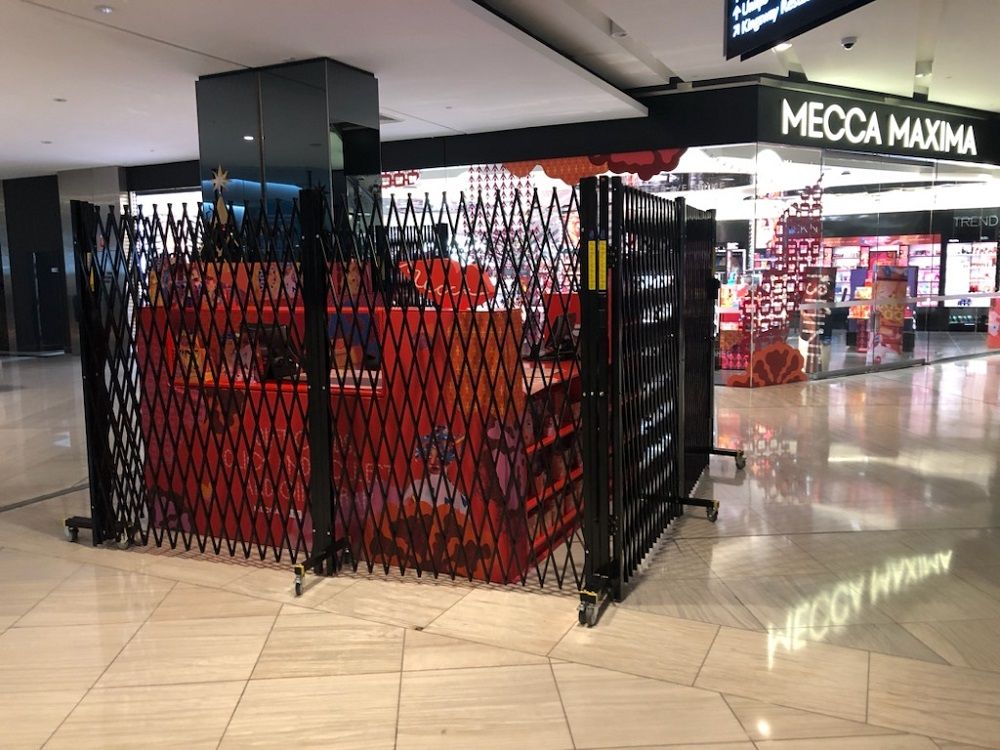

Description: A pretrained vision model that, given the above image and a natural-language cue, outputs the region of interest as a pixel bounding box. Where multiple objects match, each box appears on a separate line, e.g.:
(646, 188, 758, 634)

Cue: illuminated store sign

(725, 0, 875, 60)
(757, 89, 998, 163)
(781, 99, 978, 157)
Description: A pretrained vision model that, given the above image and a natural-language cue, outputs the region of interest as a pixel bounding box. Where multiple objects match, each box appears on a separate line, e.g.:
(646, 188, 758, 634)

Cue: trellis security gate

(68, 177, 730, 617)
(576, 176, 738, 625)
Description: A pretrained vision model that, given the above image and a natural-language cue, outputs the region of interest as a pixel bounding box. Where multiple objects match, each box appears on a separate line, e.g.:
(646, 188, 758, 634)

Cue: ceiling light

(915, 61, 933, 79)
(94, 4, 114, 14)
(243, 135, 255, 141)
(774, 42, 792, 52)
(53, 97, 67, 103)
(41, 140, 52, 144)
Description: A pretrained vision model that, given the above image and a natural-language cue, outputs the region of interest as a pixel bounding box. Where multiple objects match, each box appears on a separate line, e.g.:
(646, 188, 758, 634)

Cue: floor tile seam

(704, 682, 872, 727)
(720, 693, 757, 742)
(548, 659, 579, 750)
(314, 600, 487, 637)
(0, 540, 263, 589)
(314, 575, 475, 613)
(692, 622, 723, 688)
(215, 609, 281, 750)
(11, 596, 179, 629)
(712, 691, 926, 742)
(38, 579, 180, 749)
(783, 534, 848, 573)
(711, 577, 767, 631)
(402, 615, 564, 660)
(45, 677, 253, 693)
(515, 649, 739, 697)
(602, 599, 747, 634)
(391, 628, 406, 750)
(0, 481, 91, 514)
(865, 650, 871, 723)
(253, 660, 569, 681)
(8, 559, 87, 629)
(406, 581, 478, 631)
(866, 632, 1000, 679)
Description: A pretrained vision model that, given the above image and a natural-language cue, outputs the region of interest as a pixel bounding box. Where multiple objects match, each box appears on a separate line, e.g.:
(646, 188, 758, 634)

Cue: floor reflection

(766, 549, 953, 667)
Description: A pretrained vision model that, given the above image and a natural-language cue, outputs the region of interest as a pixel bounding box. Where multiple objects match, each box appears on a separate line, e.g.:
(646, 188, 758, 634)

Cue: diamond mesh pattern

(73, 187, 586, 587)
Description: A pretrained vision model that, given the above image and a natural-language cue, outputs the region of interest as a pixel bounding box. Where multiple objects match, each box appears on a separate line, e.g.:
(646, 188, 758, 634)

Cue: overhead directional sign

(725, 0, 876, 60)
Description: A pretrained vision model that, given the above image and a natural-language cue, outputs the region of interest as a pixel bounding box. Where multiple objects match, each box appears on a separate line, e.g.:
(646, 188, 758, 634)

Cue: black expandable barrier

(67, 178, 730, 614)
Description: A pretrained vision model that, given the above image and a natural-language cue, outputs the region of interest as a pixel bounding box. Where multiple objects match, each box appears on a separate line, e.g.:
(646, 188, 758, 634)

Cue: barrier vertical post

(578, 177, 613, 625)
(299, 189, 335, 582)
(609, 176, 624, 602)
(676, 198, 688, 505)
(66, 200, 109, 545)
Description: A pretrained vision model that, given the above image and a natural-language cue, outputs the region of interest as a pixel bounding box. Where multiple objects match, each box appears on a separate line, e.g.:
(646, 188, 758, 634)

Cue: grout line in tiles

(713, 578, 767, 631)
(545, 615, 580, 658)
(215, 608, 281, 750)
(392, 628, 406, 750)
(719, 693, 755, 744)
(39, 579, 180, 749)
(419, 584, 479, 630)
(547, 660, 578, 750)
(0, 481, 91, 514)
(865, 650, 871, 724)
(692, 624, 722, 687)
(9, 560, 88, 628)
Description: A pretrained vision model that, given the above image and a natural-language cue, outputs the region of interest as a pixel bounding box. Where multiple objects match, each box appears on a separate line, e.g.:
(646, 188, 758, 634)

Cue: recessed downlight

(41, 140, 53, 144)
(53, 97, 67, 103)
(94, 4, 114, 14)
(243, 135, 255, 141)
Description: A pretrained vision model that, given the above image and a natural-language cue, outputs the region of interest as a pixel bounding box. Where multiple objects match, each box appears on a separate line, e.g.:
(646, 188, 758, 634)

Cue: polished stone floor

(1, 354, 999, 749)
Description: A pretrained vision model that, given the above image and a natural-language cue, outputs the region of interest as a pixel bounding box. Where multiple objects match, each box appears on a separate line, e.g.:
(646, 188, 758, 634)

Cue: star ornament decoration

(210, 165, 230, 193)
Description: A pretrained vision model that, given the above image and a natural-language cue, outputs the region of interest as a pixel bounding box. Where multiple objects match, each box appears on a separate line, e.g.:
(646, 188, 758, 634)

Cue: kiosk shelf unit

(75, 188, 587, 588)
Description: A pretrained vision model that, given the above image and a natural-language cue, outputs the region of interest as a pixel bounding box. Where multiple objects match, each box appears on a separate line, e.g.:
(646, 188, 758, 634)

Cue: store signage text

(781, 99, 978, 157)
(726, 0, 874, 60)
(955, 214, 1000, 228)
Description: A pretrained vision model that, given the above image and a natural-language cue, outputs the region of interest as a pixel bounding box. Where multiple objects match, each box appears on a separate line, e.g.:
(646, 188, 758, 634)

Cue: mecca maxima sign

(725, 0, 876, 60)
(757, 89, 998, 163)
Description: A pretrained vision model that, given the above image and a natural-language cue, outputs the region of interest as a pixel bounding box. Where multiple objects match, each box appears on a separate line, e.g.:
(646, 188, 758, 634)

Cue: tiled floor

(2, 354, 1000, 749)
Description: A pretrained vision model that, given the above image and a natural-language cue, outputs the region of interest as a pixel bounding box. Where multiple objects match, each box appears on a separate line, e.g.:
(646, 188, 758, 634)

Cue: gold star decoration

(210, 165, 229, 193)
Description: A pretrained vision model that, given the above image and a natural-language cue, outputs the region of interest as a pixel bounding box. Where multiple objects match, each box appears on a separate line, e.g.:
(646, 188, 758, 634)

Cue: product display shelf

(520, 353, 583, 567)
(139, 258, 585, 583)
(526, 423, 577, 455)
(524, 467, 584, 514)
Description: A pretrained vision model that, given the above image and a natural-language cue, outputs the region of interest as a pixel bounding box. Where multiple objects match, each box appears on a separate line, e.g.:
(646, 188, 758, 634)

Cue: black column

(2, 176, 69, 351)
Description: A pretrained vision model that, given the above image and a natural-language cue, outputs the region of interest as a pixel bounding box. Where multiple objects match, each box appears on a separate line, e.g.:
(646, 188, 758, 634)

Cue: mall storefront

(380, 77, 1000, 387)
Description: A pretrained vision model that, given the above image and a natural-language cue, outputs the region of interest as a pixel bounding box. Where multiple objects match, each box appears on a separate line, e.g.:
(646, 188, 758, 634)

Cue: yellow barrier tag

(587, 240, 597, 291)
(597, 240, 607, 292)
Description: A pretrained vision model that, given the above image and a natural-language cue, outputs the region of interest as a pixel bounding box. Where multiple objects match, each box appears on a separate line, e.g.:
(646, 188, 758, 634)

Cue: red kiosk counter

(138, 259, 582, 583)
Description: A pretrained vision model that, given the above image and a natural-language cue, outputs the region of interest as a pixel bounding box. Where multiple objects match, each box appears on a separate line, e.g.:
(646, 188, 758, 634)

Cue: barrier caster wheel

(735, 452, 747, 471)
(64, 526, 78, 543)
(707, 506, 719, 523)
(293, 565, 305, 597)
(578, 602, 598, 627)
(116, 537, 132, 550)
